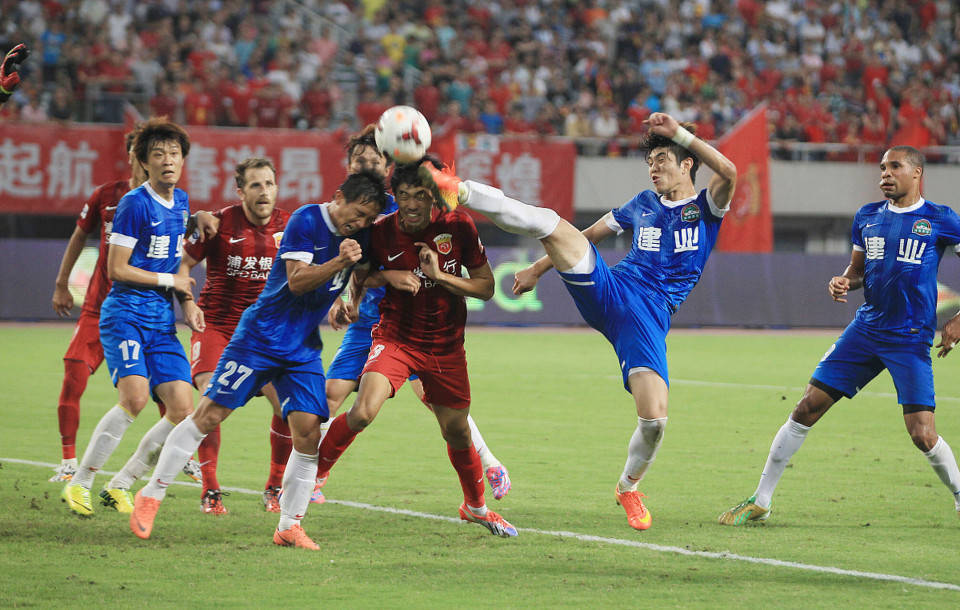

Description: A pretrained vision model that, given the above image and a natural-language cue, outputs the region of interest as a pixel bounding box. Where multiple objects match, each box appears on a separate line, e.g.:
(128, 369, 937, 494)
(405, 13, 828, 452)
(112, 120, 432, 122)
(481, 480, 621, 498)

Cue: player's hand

(936, 313, 960, 358)
(645, 112, 680, 139)
(195, 211, 220, 242)
(52, 284, 75, 317)
(327, 298, 354, 330)
(828, 276, 850, 302)
(413, 242, 441, 279)
(182, 300, 205, 332)
(513, 265, 540, 295)
(173, 274, 196, 295)
(337, 239, 363, 266)
(382, 269, 420, 294)
(0, 44, 29, 100)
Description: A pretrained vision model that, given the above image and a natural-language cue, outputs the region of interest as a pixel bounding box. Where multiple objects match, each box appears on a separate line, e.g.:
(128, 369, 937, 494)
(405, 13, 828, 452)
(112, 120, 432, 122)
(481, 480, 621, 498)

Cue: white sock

(278, 450, 318, 531)
(140, 415, 206, 500)
(462, 180, 560, 239)
(618, 417, 667, 492)
(318, 419, 331, 447)
(754, 418, 811, 508)
(467, 415, 500, 470)
(73, 405, 135, 489)
(924, 436, 960, 501)
(466, 503, 488, 516)
(108, 417, 175, 489)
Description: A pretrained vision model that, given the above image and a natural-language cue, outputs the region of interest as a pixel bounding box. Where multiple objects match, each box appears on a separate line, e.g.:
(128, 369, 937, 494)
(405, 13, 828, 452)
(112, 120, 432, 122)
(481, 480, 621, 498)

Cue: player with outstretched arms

(719, 146, 960, 525)
(62, 118, 203, 516)
(420, 112, 737, 530)
(130, 171, 387, 549)
(179, 158, 292, 514)
(318, 159, 517, 538)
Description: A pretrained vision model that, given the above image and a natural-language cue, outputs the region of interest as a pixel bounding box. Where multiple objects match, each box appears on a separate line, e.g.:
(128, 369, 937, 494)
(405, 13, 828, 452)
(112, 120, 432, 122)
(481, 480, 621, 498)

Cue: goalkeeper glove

(0, 43, 30, 104)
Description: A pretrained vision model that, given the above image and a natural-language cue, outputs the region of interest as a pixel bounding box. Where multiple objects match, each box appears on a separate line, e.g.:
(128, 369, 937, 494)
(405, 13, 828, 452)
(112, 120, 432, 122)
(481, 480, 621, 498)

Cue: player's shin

(58, 359, 91, 459)
(462, 180, 560, 239)
(278, 449, 318, 531)
(448, 444, 486, 512)
(619, 417, 667, 492)
(754, 418, 810, 508)
(73, 405, 135, 489)
(924, 436, 960, 500)
(317, 413, 360, 475)
(108, 416, 175, 489)
(197, 424, 221, 492)
(267, 415, 292, 488)
(140, 415, 206, 500)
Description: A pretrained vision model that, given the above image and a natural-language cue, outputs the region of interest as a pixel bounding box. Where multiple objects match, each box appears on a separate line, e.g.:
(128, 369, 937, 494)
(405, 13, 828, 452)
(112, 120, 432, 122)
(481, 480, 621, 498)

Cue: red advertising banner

(0, 124, 575, 219)
(453, 134, 576, 221)
(715, 105, 773, 252)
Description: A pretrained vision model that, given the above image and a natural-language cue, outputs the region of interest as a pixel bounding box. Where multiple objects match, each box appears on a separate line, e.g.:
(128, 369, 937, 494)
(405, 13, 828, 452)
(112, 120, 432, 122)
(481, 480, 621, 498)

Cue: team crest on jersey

(681, 203, 700, 222)
(183, 211, 189, 227)
(912, 219, 932, 236)
(273, 232, 284, 248)
(434, 233, 453, 255)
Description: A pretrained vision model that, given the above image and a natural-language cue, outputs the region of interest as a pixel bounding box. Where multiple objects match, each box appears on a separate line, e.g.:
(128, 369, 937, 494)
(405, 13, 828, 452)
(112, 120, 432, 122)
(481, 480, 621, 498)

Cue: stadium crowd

(1, 0, 958, 152)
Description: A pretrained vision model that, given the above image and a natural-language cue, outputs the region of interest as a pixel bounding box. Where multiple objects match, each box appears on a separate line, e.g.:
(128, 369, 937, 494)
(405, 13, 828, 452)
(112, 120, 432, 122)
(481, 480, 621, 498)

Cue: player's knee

(907, 423, 938, 451)
(346, 405, 375, 430)
(792, 392, 831, 426)
(122, 394, 150, 416)
(639, 417, 666, 445)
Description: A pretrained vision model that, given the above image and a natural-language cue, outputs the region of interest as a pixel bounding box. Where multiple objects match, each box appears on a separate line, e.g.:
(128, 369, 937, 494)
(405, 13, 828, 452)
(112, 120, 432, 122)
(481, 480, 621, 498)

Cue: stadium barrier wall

(18, 238, 959, 327)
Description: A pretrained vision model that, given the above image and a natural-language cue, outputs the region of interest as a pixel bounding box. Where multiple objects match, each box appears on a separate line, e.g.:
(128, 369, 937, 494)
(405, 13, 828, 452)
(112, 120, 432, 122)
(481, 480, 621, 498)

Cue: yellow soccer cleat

(417, 161, 464, 213)
(718, 495, 771, 526)
(99, 487, 134, 513)
(615, 486, 652, 530)
(62, 483, 93, 516)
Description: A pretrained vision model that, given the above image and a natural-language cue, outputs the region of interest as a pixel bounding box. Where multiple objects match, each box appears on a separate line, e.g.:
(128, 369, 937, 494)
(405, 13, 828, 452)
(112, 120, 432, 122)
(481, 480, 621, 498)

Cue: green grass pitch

(2, 323, 960, 607)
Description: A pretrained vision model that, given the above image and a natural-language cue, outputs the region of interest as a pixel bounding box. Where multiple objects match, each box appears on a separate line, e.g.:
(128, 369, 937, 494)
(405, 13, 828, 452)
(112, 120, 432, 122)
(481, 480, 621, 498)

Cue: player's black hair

(345, 124, 387, 164)
(389, 155, 445, 207)
(886, 145, 925, 172)
(640, 122, 701, 184)
(132, 116, 191, 166)
(339, 169, 388, 212)
(234, 157, 277, 188)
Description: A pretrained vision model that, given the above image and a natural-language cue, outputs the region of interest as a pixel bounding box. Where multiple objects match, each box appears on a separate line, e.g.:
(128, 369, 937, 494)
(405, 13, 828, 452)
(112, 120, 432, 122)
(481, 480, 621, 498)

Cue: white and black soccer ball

(374, 105, 432, 163)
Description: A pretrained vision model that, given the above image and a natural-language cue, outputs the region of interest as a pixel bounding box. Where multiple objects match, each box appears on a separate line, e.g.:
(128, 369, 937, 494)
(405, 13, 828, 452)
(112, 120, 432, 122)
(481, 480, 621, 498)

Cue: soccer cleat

(615, 486, 652, 530)
(130, 490, 160, 539)
(718, 495, 771, 526)
(458, 503, 518, 537)
(485, 465, 512, 500)
(49, 459, 77, 482)
(418, 161, 462, 213)
(309, 480, 326, 504)
(61, 483, 93, 516)
(316, 472, 329, 489)
(182, 459, 203, 483)
(201, 489, 229, 515)
(99, 487, 134, 513)
(273, 525, 320, 550)
(262, 487, 281, 513)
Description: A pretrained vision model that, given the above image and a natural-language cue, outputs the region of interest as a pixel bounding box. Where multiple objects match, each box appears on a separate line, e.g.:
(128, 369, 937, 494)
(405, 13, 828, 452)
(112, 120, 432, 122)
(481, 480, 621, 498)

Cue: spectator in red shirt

(252, 81, 294, 128)
(301, 77, 334, 127)
(184, 83, 216, 126)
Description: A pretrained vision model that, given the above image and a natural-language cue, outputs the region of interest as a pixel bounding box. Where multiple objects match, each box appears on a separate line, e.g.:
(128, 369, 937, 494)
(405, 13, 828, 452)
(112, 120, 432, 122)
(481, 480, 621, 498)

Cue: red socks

(447, 444, 485, 508)
(266, 415, 292, 488)
(317, 414, 360, 475)
(198, 424, 221, 493)
(57, 359, 91, 460)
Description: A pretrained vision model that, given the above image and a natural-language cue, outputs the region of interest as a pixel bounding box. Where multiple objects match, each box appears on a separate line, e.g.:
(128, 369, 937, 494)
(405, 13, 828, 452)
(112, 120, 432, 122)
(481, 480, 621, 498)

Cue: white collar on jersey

(144, 181, 176, 209)
(319, 202, 341, 235)
(659, 193, 698, 208)
(886, 197, 925, 214)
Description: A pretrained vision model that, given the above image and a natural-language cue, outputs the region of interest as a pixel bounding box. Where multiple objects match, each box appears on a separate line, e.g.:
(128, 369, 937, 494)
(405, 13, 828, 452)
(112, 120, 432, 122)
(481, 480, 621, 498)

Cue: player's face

(348, 145, 388, 179)
(333, 194, 381, 235)
(879, 150, 921, 201)
(646, 146, 691, 195)
(394, 183, 434, 232)
(238, 166, 278, 224)
(142, 139, 184, 189)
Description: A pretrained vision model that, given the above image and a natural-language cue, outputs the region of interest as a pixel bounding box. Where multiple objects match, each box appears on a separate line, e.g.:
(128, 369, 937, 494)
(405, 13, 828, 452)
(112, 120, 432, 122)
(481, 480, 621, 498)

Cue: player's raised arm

(646, 112, 737, 209)
(513, 215, 619, 295)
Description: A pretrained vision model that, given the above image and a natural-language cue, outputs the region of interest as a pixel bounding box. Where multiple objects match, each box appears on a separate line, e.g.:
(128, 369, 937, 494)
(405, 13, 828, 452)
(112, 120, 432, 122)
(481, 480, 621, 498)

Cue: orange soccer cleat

(273, 524, 320, 550)
(458, 503, 518, 537)
(130, 490, 161, 539)
(418, 161, 463, 213)
(615, 486, 652, 530)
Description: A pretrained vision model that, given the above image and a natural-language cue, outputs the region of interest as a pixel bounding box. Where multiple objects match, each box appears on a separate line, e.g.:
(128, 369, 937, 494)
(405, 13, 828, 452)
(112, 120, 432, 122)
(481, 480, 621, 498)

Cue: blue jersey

(355, 193, 398, 326)
(230, 202, 370, 363)
(100, 183, 190, 330)
(610, 188, 726, 312)
(851, 198, 960, 344)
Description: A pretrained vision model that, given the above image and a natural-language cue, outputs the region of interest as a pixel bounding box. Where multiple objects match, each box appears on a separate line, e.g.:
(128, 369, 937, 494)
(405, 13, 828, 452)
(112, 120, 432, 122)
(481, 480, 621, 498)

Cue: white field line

(7, 457, 959, 593)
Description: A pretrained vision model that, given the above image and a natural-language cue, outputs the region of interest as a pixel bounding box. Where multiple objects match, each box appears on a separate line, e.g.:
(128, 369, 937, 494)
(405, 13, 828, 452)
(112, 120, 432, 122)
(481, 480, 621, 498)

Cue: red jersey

(184, 204, 291, 330)
(370, 209, 487, 351)
(76, 180, 130, 316)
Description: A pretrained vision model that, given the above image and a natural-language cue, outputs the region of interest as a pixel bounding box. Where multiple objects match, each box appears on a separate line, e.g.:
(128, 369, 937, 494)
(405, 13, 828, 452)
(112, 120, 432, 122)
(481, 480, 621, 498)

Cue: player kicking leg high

(420, 113, 737, 530)
(130, 171, 387, 549)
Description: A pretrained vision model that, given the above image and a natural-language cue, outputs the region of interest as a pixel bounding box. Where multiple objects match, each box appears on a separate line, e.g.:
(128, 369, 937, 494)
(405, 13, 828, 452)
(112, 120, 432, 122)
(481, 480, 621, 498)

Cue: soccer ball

(374, 105, 432, 163)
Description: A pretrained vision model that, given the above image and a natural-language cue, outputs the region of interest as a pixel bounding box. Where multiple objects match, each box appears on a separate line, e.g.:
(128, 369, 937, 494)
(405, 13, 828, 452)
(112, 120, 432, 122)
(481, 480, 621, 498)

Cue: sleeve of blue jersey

(938, 205, 960, 248)
(850, 207, 864, 250)
(611, 194, 640, 231)
(111, 191, 145, 242)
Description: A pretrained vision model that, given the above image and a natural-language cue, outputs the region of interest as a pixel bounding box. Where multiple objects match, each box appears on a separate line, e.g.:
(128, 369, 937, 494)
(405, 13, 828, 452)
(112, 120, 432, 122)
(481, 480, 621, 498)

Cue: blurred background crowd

(1, 0, 958, 156)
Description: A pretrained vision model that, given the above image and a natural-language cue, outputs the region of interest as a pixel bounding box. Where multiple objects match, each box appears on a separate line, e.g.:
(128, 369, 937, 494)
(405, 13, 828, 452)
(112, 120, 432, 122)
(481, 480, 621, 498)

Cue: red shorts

(362, 340, 471, 409)
(190, 325, 233, 386)
(63, 311, 104, 372)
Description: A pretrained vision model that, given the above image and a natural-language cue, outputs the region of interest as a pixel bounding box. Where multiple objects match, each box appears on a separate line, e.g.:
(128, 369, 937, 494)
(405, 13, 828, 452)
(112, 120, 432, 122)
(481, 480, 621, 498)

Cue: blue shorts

(203, 340, 328, 420)
(559, 244, 671, 392)
(100, 318, 191, 392)
(812, 321, 935, 408)
(326, 322, 374, 381)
